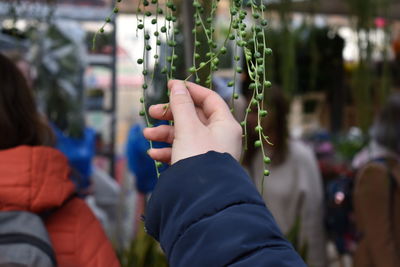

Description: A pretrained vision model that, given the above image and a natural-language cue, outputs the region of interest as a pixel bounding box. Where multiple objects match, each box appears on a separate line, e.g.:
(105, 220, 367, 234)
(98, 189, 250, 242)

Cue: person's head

(370, 92, 400, 155)
(261, 86, 290, 165)
(243, 84, 290, 166)
(0, 53, 54, 150)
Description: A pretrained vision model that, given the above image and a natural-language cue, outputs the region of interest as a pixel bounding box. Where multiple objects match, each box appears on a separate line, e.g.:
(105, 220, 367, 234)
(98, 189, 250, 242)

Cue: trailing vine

(95, 0, 273, 180)
(140, 0, 272, 181)
(92, 0, 121, 50)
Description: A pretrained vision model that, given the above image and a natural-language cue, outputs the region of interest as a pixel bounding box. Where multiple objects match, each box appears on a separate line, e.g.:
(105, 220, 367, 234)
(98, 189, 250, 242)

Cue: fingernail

(172, 86, 187, 95)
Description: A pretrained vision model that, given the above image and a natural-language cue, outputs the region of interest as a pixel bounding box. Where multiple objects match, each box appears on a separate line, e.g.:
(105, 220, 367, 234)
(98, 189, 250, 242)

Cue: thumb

(169, 80, 200, 130)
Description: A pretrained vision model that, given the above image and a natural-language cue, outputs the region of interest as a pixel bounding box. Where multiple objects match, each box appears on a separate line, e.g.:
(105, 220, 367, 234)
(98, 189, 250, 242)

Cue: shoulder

(46, 198, 119, 267)
(356, 162, 388, 184)
(45, 198, 103, 247)
(288, 140, 317, 165)
(359, 161, 387, 173)
(286, 141, 322, 191)
(355, 162, 390, 197)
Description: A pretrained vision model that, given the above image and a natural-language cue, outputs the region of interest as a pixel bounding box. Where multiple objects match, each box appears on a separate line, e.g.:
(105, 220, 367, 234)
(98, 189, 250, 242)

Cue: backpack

(0, 211, 57, 267)
(375, 158, 398, 221)
(324, 158, 398, 255)
(356, 158, 398, 238)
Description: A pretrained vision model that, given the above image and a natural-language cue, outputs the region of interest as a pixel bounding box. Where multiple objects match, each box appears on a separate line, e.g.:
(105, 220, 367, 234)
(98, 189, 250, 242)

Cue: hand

(143, 80, 242, 164)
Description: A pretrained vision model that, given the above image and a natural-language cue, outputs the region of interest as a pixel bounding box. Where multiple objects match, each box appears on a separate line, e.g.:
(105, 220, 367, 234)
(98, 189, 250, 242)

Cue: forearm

(145, 151, 305, 267)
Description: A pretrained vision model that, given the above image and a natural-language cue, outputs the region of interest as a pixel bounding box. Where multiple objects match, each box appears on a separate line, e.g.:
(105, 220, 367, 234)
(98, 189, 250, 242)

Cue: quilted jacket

(145, 151, 306, 267)
(0, 146, 119, 267)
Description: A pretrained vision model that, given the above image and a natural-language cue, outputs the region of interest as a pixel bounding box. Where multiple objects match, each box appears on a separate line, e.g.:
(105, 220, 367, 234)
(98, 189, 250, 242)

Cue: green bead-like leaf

(260, 110, 268, 117)
(263, 156, 271, 164)
(255, 140, 262, 148)
(264, 81, 272, 88)
(220, 47, 227, 54)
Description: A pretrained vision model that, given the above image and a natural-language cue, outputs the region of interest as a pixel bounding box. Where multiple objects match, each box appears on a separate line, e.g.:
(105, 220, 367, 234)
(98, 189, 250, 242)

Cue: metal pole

(110, 17, 118, 178)
(182, 0, 195, 80)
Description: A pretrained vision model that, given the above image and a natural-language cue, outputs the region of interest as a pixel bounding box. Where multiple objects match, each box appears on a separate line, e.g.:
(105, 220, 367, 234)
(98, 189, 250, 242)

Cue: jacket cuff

(145, 151, 266, 256)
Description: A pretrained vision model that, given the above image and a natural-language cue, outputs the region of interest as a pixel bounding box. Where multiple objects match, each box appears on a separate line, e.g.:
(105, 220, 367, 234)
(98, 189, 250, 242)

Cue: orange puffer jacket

(0, 146, 120, 267)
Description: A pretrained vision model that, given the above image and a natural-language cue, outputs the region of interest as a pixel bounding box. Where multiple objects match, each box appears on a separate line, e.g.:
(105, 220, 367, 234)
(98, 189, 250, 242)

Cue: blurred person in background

(126, 121, 170, 195)
(0, 53, 119, 266)
(352, 92, 400, 267)
(244, 86, 327, 267)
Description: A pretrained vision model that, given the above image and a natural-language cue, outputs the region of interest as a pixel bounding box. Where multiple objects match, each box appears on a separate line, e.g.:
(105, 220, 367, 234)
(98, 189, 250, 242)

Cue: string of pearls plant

(95, 0, 273, 186)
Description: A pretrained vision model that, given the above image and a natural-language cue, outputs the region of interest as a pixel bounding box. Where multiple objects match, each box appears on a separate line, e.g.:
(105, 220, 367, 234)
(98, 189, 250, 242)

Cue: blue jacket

(146, 151, 306, 266)
(126, 123, 169, 194)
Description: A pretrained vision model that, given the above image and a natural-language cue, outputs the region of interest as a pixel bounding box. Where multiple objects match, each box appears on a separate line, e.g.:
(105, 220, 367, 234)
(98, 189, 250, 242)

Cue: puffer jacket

(0, 146, 120, 267)
(145, 151, 306, 267)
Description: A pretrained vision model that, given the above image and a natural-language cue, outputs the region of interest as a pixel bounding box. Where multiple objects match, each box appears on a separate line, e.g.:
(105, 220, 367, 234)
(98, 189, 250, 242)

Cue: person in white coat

(245, 87, 327, 267)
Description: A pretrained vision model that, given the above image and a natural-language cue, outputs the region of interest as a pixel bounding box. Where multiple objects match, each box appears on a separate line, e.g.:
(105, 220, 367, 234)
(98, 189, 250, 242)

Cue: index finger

(168, 80, 233, 121)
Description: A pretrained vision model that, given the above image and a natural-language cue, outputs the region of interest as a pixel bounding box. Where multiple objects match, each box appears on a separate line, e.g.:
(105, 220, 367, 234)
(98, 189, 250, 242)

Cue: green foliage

(347, 0, 379, 29)
(286, 215, 308, 262)
(129, 0, 275, 178)
(346, 0, 377, 132)
(335, 135, 365, 162)
(31, 23, 86, 137)
(118, 223, 168, 267)
(86, 31, 112, 53)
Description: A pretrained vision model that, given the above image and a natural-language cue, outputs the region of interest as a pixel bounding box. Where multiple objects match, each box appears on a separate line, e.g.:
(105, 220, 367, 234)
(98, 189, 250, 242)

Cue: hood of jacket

(0, 146, 75, 213)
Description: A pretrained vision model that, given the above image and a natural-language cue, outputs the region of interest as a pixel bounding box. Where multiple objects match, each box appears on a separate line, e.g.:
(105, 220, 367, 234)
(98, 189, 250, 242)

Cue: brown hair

(242, 85, 290, 167)
(0, 53, 54, 150)
(262, 87, 290, 166)
(371, 91, 400, 155)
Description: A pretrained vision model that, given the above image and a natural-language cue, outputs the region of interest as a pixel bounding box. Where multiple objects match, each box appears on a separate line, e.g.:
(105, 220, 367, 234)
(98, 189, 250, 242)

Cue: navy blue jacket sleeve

(145, 151, 306, 267)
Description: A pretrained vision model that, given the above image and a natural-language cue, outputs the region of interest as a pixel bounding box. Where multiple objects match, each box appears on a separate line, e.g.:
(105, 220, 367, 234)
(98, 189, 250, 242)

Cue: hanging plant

(376, 0, 392, 107)
(276, 0, 297, 95)
(347, 0, 379, 132)
(31, 21, 87, 138)
(94, 0, 273, 185)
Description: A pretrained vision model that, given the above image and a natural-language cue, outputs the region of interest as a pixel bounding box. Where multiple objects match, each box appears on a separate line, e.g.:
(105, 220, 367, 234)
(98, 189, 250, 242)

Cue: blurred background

(1, 0, 399, 266)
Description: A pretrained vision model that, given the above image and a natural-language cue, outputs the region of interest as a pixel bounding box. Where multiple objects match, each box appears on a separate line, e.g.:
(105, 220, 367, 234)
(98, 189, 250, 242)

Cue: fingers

(168, 81, 201, 130)
(168, 80, 233, 122)
(148, 148, 172, 164)
(149, 104, 173, 121)
(149, 104, 208, 125)
(196, 106, 208, 124)
(143, 125, 175, 144)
